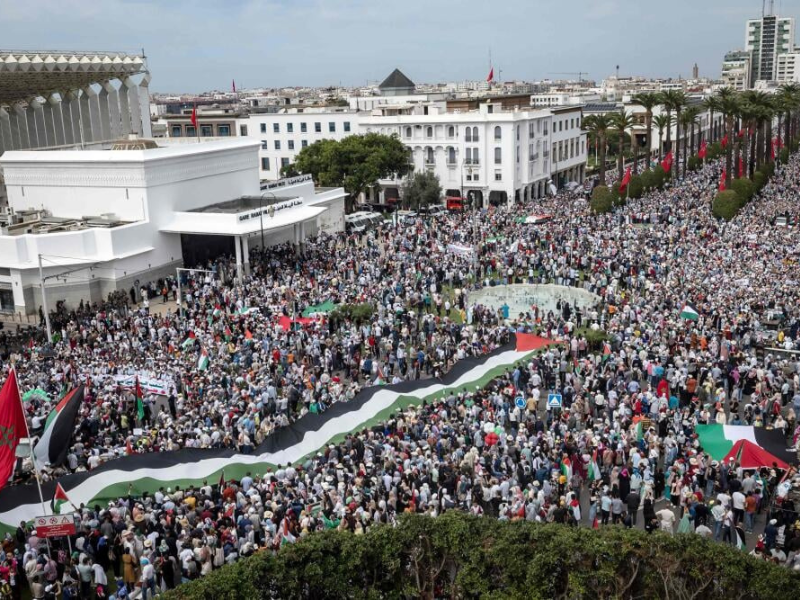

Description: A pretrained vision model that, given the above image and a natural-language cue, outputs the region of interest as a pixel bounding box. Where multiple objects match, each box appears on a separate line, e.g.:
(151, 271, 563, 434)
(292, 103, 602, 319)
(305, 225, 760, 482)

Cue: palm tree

(632, 92, 661, 170)
(661, 90, 687, 178)
(582, 114, 613, 184)
(778, 83, 800, 148)
(702, 94, 722, 144)
(680, 106, 701, 174)
(609, 111, 636, 179)
(717, 88, 740, 189)
(652, 114, 672, 164)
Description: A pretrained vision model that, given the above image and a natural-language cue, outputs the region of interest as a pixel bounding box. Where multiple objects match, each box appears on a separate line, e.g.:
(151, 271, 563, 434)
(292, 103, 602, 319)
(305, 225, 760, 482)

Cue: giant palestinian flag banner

(696, 424, 795, 467)
(0, 334, 554, 533)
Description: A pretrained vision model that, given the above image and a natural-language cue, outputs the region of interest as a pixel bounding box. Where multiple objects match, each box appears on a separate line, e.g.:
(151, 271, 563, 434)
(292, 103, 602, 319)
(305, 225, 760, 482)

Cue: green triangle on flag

(680, 303, 700, 321)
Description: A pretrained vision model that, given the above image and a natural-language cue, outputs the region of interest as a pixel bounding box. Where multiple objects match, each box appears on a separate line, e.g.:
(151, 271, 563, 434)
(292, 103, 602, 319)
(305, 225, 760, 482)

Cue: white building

(0, 139, 345, 315)
(746, 13, 796, 85)
(776, 51, 800, 83)
(360, 101, 586, 206)
(721, 50, 752, 91)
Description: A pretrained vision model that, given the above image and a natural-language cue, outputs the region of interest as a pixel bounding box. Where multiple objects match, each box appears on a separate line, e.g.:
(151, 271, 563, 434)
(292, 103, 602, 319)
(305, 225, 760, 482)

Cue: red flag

(0, 370, 29, 492)
(698, 140, 707, 159)
(660, 151, 672, 173)
(719, 169, 727, 191)
(738, 129, 745, 138)
(738, 156, 744, 178)
(619, 167, 632, 193)
(232, 79, 236, 94)
(770, 139, 776, 160)
(721, 135, 728, 149)
(486, 67, 494, 82)
(125, 438, 134, 456)
(190, 105, 198, 129)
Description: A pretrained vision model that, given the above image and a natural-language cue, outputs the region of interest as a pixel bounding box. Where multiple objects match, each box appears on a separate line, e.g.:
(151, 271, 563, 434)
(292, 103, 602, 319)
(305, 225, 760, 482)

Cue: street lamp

(258, 191, 278, 253)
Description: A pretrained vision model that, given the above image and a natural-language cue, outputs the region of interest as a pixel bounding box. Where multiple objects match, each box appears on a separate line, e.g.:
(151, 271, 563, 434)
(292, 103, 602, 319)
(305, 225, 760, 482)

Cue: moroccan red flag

(738, 129, 745, 138)
(721, 135, 728, 149)
(190, 105, 198, 129)
(738, 156, 744, 178)
(770, 139, 776, 160)
(719, 169, 727, 191)
(698, 140, 707, 159)
(619, 167, 632, 193)
(660, 151, 673, 173)
(486, 67, 494, 82)
(0, 369, 29, 492)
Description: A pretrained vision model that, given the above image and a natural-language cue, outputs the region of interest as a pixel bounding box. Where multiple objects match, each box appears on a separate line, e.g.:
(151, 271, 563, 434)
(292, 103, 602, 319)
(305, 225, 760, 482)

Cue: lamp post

(258, 191, 278, 252)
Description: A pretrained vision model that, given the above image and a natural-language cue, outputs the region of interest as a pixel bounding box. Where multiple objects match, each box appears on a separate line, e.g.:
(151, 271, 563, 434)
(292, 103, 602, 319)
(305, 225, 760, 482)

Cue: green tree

(401, 171, 442, 211)
(702, 94, 722, 143)
(679, 106, 701, 176)
(712, 189, 745, 220)
(583, 114, 613, 183)
(590, 185, 614, 213)
(652, 114, 672, 162)
(609, 111, 636, 179)
(718, 88, 741, 189)
(660, 90, 687, 178)
(292, 133, 412, 212)
(632, 92, 661, 169)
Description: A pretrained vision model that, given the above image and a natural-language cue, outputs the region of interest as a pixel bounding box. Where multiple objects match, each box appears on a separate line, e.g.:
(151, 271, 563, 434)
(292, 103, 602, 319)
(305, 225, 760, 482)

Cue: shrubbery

(728, 177, 756, 203)
(752, 170, 766, 191)
(687, 155, 702, 172)
(780, 148, 790, 164)
(626, 174, 644, 199)
(652, 164, 667, 188)
(590, 185, 614, 214)
(706, 141, 723, 160)
(164, 513, 800, 600)
(712, 189, 746, 220)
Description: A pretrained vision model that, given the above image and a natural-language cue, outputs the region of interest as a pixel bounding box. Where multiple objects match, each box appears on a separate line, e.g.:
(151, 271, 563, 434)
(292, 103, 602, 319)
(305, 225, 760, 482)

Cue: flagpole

(11, 366, 52, 554)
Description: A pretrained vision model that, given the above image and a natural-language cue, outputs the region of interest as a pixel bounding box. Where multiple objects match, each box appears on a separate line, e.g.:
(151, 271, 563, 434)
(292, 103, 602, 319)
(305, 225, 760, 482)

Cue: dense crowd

(1, 151, 800, 598)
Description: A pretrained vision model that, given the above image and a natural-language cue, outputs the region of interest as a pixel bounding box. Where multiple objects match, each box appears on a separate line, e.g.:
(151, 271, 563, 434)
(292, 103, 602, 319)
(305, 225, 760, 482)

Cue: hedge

(728, 177, 756, 203)
(590, 185, 614, 214)
(752, 170, 766, 191)
(706, 141, 723, 160)
(652, 164, 667, 188)
(627, 174, 644, 199)
(164, 513, 800, 600)
(687, 155, 702, 172)
(639, 169, 656, 191)
(780, 148, 790, 164)
(712, 189, 745, 220)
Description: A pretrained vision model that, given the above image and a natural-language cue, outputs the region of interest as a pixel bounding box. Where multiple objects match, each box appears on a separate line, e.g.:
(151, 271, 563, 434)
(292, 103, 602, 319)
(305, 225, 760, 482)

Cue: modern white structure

(776, 51, 800, 83)
(0, 139, 345, 314)
(721, 50, 753, 91)
(745, 13, 796, 86)
(0, 51, 151, 154)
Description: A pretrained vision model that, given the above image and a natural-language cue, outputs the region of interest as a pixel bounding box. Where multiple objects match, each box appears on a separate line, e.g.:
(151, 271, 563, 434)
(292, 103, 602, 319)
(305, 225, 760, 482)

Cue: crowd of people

(1, 150, 800, 598)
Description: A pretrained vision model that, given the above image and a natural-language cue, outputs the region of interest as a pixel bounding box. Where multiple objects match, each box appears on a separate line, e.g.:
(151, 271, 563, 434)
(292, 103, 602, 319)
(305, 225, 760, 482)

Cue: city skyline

(1, 0, 799, 92)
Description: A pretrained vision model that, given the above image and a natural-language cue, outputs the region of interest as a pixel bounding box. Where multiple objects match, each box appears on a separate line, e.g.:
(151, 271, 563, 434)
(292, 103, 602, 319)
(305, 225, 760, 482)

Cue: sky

(1, 0, 798, 92)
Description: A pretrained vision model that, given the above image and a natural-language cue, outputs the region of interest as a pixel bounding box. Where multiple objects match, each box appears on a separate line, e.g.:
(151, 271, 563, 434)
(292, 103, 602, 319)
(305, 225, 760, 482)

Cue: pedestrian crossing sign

(547, 394, 562, 409)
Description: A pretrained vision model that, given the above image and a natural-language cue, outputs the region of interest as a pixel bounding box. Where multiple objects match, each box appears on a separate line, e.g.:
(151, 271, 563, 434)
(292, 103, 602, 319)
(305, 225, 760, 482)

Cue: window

(239, 124, 248, 136)
(465, 128, 472, 142)
(344, 121, 351, 132)
(494, 147, 502, 165)
(200, 125, 213, 137)
(426, 126, 433, 138)
(273, 123, 280, 133)
(494, 126, 502, 141)
(329, 122, 336, 133)
(261, 141, 269, 150)
(425, 147, 434, 164)
(494, 171, 502, 181)
(315, 122, 321, 133)
(405, 126, 412, 138)
(448, 125, 455, 138)
(261, 157, 270, 171)
(217, 124, 230, 137)
(171, 125, 182, 137)
(447, 147, 456, 164)
(516, 125, 520, 141)
(467, 147, 479, 164)
(302, 140, 308, 148)
(472, 127, 479, 141)
(187, 125, 196, 137)
(301, 122, 307, 133)
(281, 158, 290, 168)
(288, 140, 295, 150)
(287, 123, 294, 133)
(260, 123, 267, 134)
(274, 140, 281, 150)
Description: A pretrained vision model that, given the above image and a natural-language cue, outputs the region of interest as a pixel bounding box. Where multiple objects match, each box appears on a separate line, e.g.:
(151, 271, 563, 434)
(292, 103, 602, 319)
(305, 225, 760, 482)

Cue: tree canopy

(401, 170, 442, 210)
(289, 133, 412, 203)
(164, 512, 799, 600)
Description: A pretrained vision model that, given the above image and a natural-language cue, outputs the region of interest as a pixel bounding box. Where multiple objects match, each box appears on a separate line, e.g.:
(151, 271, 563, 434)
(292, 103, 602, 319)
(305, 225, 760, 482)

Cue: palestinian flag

(181, 331, 196, 349)
(135, 379, 145, 422)
(51, 483, 71, 514)
(560, 458, 572, 481)
(695, 425, 794, 466)
(198, 348, 210, 371)
(212, 305, 222, 319)
(33, 386, 84, 467)
(587, 450, 602, 482)
(679, 303, 699, 321)
(238, 307, 259, 316)
(0, 336, 537, 534)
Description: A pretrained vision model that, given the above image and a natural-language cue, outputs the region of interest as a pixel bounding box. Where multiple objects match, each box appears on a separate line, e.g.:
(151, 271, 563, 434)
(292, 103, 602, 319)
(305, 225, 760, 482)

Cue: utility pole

(37, 254, 52, 343)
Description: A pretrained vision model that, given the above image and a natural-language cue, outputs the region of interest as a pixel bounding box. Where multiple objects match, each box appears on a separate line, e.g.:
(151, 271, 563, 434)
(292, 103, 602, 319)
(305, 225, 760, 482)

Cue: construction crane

(548, 71, 589, 83)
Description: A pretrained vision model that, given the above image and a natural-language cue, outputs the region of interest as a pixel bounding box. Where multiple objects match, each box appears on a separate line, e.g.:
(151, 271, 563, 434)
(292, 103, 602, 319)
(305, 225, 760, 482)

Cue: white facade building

(746, 14, 796, 85)
(776, 52, 800, 83)
(0, 139, 345, 314)
(360, 102, 586, 206)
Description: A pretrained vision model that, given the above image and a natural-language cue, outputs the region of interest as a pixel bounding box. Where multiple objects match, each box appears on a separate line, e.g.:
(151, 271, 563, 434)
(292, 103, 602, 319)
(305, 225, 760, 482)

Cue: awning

(160, 205, 327, 236)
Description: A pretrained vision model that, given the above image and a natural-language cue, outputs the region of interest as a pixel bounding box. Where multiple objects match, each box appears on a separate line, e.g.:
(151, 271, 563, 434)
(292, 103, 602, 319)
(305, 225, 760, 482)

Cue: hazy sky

(2, 0, 798, 92)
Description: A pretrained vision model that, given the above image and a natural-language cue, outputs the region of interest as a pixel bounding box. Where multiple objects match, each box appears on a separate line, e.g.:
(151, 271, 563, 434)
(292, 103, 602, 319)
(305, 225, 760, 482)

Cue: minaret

(692, 63, 699, 79)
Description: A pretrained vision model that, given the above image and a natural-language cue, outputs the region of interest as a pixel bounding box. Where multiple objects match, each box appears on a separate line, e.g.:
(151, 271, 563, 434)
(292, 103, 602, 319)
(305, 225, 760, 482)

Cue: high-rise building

(745, 12, 796, 85)
(721, 50, 752, 91)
